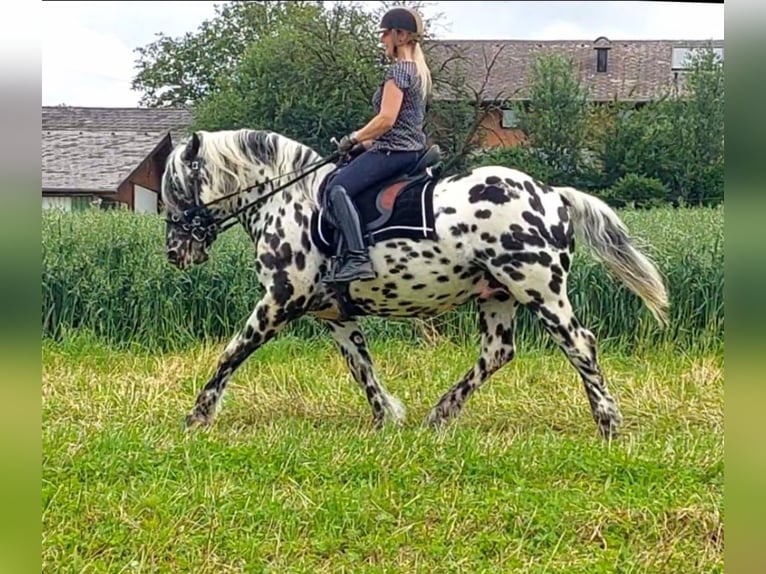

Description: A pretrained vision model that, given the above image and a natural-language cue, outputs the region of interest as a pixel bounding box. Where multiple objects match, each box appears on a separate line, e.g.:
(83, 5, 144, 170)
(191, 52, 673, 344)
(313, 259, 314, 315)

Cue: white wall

(134, 185, 158, 214)
(42, 196, 72, 211)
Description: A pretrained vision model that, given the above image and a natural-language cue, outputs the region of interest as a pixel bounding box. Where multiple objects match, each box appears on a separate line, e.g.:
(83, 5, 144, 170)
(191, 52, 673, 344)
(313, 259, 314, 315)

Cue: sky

(41, 1, 724, 108)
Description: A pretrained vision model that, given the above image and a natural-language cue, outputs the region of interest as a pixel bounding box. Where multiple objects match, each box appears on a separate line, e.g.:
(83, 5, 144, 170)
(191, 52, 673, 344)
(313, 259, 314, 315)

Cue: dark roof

(42, 130, 171, 192)
(42, 106, 192, 193)
(425, 38, 724, 102)
(42, 106, 192, 136)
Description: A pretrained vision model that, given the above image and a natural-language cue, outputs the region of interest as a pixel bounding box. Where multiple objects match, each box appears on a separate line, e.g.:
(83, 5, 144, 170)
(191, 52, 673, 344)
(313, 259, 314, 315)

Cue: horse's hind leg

(325, 319, 406, 428)
(427, 297, 519, 427)
(527, 293, 622, 439)
(185, 293, 295, 428)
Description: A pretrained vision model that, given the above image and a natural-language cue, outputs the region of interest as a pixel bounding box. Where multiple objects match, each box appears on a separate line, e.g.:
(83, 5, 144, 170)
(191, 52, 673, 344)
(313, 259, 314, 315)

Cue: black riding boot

(325, 184, 375, 283)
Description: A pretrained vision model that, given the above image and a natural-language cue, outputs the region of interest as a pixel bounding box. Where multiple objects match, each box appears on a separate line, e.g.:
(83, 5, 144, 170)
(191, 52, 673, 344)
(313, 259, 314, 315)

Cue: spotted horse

(161, 128, 669, 439)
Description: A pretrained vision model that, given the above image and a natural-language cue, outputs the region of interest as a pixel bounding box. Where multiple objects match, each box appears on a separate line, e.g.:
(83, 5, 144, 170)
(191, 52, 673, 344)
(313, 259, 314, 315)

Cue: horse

(160, 128, 669, 439)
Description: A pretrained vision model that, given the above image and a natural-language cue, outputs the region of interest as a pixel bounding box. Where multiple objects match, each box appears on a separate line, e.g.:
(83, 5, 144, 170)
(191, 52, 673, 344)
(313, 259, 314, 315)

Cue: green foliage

(516, 53, 591, 184)
(132, 0, 502, 173)
(600, 101, 679, 192)
(672, 47, 725, 205)
(604, 173, 671, 209)
(191, 2, 384, 156)
(470, 144, 554, 184)
(597, 45, 724, 206)
(42, 206, 723, 354)
(132, 12, 723, 204)
(132, 1, 327, 107)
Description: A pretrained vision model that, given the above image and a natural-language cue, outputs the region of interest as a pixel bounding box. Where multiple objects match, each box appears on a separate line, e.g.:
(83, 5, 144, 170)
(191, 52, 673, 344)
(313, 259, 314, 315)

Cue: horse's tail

(555, 186, 670, 327)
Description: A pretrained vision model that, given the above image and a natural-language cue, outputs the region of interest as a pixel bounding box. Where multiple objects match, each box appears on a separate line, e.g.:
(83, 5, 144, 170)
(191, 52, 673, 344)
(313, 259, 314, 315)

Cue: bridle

(166, 150, 342, 242)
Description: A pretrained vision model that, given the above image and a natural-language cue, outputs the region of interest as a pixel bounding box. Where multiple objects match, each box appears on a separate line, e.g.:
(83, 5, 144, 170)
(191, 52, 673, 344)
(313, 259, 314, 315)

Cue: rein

(170, 151, 342, 240)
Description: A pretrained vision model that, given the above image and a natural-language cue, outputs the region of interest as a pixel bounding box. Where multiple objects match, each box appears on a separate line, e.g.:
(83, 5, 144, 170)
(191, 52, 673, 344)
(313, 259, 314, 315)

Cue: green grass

(42, 335, 723, 573)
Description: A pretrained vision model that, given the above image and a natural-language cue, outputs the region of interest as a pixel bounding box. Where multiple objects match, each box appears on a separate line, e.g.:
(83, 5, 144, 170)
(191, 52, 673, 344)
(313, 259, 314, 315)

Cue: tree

(515, 53, 591, 184)
(189, 2, 386, 155)
(132, 0, 508, 169)
(673, 45, 725, 205)
(599, 44, 724, 206)
(131, 1, 326, 107)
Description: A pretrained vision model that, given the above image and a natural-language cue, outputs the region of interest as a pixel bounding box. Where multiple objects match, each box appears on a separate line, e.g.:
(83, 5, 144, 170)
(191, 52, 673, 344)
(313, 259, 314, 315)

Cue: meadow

(42, 205, 724, 572)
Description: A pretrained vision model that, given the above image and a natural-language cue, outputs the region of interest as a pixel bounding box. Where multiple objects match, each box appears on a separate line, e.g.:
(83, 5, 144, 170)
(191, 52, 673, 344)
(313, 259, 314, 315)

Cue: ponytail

(411, 42, 432, 103)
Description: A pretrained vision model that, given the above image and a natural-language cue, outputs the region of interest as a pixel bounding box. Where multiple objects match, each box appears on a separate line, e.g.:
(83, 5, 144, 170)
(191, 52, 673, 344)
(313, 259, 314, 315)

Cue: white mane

(163, 129, 335, 212)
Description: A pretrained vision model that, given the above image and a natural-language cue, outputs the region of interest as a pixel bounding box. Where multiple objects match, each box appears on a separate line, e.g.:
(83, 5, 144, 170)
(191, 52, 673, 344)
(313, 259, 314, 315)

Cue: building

(40, 38, 722, 211)
(42, 106, 191, 212)
(425, 38, 724, 146)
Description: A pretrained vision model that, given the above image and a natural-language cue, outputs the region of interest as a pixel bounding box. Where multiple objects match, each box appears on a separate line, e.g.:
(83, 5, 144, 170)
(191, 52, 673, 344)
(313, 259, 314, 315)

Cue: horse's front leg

(185, 292, 295, 428)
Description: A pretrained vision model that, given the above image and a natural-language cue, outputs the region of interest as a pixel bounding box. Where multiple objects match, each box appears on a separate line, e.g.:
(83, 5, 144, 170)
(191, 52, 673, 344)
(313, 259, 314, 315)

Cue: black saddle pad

(311, 174, 438, 257)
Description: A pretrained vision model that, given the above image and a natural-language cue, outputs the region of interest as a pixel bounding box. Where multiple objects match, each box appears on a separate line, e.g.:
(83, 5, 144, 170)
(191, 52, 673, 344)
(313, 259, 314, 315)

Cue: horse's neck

(236, 176, 317, 246)
(229, 142, 333, 241)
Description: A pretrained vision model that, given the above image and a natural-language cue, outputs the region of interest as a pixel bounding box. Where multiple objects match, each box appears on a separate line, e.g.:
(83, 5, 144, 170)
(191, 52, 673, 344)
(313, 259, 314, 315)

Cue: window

(596, 48, 609, 73)
(501, 109, 519, 128)
(672, 46, 724, 70)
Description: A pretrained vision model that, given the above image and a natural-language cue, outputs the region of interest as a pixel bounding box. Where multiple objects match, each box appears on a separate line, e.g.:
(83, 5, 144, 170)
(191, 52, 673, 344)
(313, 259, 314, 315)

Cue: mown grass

(42, 335, 723, 573)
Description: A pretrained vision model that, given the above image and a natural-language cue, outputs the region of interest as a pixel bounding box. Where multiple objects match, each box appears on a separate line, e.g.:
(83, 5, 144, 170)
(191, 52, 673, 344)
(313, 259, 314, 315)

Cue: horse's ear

(183, 132, 201, 161)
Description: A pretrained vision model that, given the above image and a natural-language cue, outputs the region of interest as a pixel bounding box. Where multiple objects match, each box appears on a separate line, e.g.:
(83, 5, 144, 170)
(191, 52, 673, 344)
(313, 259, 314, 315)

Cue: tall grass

(41, 205, 723, 353)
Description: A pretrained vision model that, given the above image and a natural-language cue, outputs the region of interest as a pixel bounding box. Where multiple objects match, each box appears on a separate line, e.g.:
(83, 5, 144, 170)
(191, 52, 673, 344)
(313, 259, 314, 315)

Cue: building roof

(425, 38, 724, 102)
(42, 106, 192, 136)
(42, 129, 171, 192)
(42, 106, 192, 193)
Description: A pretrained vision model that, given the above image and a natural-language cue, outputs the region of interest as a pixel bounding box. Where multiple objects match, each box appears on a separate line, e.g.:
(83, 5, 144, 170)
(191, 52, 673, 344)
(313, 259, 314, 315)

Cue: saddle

(313, 145, 443, 256)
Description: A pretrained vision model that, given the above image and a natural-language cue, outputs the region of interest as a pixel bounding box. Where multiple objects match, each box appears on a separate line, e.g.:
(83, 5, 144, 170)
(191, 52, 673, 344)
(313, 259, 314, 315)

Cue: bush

(517, 53, 590, 183)
(470, 144, 559, 183)
(604, 173, 671, 208)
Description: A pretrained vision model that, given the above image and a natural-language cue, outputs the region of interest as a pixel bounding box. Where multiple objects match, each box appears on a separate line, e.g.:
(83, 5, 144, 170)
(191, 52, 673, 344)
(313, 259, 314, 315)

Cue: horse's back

(432, 164, 571, 249)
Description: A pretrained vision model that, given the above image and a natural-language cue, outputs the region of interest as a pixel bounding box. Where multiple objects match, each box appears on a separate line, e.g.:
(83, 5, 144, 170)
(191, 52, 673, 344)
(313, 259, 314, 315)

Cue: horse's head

(160, 128, 329, 269)
(160, 131, 245, 269)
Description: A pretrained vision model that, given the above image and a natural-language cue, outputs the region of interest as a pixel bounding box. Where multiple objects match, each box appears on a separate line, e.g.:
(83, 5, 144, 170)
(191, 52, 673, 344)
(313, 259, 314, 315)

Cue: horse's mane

(163, 129, 331, 210)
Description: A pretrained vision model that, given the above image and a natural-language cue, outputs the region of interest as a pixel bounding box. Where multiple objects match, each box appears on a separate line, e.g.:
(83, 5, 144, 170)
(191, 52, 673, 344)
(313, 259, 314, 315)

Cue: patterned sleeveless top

(371, 61, 427, 152)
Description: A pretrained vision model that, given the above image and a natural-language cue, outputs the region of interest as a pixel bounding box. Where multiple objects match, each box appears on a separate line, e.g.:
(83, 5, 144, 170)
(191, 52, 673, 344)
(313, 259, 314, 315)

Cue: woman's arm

(350, 79, 404, 143)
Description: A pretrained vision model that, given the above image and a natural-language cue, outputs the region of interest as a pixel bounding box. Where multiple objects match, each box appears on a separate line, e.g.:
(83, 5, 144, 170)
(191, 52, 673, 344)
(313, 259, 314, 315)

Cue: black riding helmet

(378, 7, 424, 40)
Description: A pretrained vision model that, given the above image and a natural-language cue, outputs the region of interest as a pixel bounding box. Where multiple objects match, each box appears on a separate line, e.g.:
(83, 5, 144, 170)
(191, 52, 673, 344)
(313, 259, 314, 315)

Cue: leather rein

(167, 150, 342, 243)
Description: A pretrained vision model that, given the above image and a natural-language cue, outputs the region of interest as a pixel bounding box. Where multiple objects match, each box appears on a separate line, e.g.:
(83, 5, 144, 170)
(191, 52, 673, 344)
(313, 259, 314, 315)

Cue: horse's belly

(347, 241, 478, 317)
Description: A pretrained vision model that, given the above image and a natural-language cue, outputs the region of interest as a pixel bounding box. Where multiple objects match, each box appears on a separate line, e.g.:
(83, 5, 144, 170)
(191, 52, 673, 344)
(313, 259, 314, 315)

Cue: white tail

(555, 186, 670, 327)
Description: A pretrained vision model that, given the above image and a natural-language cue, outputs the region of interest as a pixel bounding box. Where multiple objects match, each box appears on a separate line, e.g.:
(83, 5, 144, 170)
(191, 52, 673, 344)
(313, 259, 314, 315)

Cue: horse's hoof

(597, 420, 621, 441)
(184, 412, 211, 429)
(425, 408, 446, 429)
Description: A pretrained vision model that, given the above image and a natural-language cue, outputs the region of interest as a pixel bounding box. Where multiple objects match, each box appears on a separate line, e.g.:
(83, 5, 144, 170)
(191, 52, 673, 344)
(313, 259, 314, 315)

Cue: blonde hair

(401, 7, 431, 102)
(411, 41, 432, 103)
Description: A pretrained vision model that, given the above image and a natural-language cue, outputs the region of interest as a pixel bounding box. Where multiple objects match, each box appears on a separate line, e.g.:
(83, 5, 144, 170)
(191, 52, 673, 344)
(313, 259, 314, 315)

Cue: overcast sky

(41, 1, 724, 108)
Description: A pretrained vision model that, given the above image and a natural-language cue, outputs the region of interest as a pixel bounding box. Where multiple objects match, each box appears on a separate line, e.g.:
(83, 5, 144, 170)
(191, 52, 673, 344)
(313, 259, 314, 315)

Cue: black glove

(336, 133, 357, 154)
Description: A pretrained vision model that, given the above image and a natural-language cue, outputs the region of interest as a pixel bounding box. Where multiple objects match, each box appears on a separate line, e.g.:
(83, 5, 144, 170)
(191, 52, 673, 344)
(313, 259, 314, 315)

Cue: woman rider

(325, 6, 432, 283)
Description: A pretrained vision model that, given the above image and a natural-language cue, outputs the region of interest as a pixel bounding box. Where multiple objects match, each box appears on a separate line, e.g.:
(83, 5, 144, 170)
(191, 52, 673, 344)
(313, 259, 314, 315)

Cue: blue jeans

(327, 148, 422, 199)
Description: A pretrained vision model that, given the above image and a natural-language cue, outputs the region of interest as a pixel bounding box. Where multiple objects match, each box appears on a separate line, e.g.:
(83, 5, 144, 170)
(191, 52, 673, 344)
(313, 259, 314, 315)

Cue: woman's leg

(325, 149, 420, 283)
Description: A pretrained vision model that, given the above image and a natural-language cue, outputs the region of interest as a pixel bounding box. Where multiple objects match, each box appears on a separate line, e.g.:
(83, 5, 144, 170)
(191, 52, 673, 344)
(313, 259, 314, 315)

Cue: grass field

(42, 334, 723, 573)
